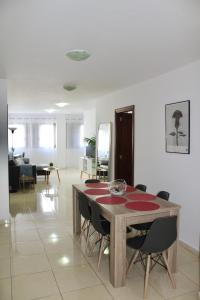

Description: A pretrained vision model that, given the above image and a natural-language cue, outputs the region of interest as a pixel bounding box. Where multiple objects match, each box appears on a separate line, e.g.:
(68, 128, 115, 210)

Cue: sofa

(9, 159, 37, 192)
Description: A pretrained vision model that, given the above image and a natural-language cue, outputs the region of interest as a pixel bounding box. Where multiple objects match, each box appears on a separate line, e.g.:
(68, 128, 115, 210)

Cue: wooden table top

(73, 183, 181, 219)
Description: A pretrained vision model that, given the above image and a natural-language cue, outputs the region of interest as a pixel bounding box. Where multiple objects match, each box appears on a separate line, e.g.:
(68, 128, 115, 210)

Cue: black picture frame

(165, 100, 190, 154)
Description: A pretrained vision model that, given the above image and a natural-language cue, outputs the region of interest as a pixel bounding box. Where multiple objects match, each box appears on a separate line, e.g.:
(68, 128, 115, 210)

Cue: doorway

(115, 105, 134, 185)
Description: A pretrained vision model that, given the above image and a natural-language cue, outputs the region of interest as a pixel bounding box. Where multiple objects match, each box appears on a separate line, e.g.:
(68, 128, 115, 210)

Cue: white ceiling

(0, 0, 200, 113)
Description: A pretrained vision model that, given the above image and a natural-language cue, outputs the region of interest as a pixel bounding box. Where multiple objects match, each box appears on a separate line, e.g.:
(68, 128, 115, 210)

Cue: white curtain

(66, 122, 83, 149)
(66, 117, 84, 168)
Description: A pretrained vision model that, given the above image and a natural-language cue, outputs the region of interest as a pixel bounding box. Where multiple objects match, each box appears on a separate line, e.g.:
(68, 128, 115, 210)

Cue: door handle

(119, 154, 123, 160)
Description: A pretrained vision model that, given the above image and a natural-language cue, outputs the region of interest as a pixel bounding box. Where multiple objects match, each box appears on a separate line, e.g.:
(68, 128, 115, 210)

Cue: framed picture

(165, 100, 190, 154)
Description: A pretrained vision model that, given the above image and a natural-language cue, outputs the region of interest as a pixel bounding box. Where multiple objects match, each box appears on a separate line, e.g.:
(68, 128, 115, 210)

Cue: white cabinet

(80, 157, 96, 179)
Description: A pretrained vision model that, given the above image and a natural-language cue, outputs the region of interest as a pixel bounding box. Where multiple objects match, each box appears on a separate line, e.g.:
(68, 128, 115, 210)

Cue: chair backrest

(20, 164, 33, 177)
(78, 193, 91, 221)
(135, 184, 147, 192)
(90, 201, 109, 235)
(157, 191, 170, 201)
(85, 179, 100, 184)
(141, 216, 177, 253)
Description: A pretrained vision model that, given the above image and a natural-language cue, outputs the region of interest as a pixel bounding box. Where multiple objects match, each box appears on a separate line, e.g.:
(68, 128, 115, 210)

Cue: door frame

(115, 105, 135, 185)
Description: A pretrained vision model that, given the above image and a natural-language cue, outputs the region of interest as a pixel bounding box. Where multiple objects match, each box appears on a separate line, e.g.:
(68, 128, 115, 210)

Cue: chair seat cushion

(127, 235, 146, 249)
(131, 222, 153, 231)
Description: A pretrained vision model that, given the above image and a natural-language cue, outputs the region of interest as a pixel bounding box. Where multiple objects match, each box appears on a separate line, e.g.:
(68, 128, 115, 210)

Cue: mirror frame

(96, 122, 112, 181)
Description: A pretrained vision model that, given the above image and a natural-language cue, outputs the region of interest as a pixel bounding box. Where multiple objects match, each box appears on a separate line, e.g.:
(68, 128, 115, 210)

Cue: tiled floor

(0, 169, 199, 300)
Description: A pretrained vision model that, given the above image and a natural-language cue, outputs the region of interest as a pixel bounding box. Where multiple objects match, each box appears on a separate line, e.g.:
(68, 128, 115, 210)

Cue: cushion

(23, 158, 30, 164)
(15, 158, 25, 166)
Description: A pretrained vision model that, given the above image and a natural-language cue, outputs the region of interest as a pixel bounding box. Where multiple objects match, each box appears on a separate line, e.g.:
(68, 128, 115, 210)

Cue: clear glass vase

(109, 179, 127, 196)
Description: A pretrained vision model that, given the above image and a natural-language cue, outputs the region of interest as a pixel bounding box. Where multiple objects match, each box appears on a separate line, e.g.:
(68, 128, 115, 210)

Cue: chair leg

(126, 250, 139, 275)
(162, 251, 176, 288)
(97, 235, 104, 270)
(144, 254, 151, 299)
(86, 221, 91, 251)
(79, 219, 86, 240)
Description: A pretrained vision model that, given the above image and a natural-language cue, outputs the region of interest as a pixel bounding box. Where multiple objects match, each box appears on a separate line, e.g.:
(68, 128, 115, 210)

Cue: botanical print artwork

(165, 100, 190, 154)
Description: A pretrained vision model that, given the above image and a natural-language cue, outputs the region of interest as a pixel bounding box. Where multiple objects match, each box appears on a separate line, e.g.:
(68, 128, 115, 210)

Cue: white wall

(95, 60, 200, 251)
(0, 79, 9, 220)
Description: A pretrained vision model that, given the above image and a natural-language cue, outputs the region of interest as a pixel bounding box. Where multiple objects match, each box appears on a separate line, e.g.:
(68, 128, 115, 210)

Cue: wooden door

(115, 106, 134, 185)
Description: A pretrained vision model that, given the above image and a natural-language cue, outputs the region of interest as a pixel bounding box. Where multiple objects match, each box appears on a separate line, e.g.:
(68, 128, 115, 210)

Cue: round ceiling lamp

(66, 49, 91, 61)
(55, 102, 70, 108)
(63, 84, 77, 91)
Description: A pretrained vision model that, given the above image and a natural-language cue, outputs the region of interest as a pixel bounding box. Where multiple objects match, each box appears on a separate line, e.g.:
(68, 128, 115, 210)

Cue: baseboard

(179, 240, 199, 257)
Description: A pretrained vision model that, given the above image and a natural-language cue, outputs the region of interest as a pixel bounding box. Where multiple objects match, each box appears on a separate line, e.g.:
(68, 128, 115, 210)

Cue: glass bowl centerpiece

(109, 179, 127, 196)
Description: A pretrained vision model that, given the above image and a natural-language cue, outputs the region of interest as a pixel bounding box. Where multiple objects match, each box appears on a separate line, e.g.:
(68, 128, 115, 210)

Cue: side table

(43, 167, 60, 184)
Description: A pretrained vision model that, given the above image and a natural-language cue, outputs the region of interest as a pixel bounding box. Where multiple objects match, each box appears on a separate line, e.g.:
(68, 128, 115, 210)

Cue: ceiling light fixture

(63, 84, 77, 91)
(66, 49, 91, 61)
(55, 102, 69, 108)
(45, 109, 56, 113)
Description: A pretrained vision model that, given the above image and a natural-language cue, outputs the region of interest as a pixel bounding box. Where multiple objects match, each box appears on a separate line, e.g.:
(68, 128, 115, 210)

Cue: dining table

(72, 183, 181, 288)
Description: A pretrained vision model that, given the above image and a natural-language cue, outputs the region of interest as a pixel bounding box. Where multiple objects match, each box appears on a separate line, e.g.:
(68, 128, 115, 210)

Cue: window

(8, 124, 26, 149)
(39, 124, 56, 148)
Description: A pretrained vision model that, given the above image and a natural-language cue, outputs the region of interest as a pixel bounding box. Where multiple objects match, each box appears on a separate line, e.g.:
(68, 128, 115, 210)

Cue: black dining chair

(90, 201, 110, 270)
(126, 184, 147, 233)
(85, 179, 100, 184)
(78, 193, 92, 249)
(127, 216, 177, 298)
(131, 190, 170, 232)
(135, 184, 147, 192)
(157, 190, 170, 200)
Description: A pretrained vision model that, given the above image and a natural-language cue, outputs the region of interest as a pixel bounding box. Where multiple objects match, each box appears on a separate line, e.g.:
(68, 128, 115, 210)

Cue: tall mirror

(96, 123, 112, 181)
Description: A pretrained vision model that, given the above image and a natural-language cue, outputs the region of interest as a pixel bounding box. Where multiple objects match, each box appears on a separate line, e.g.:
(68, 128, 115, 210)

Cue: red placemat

(127, 193, 156, 201)
(126, 185, 136, 192)
(125, 201, 160, 211)
(86, 183, 108, 188)
(84, 189, 109, 196)
(96, 196, 127, 205)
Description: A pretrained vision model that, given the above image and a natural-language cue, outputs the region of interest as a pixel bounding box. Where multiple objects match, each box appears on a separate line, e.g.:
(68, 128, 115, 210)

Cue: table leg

(73, 186, 81, 235)
(168, 241, 177, 273)
(57, 169, 60, 182)
(168, 210, 180, 273)
(110, 215, 127, 287)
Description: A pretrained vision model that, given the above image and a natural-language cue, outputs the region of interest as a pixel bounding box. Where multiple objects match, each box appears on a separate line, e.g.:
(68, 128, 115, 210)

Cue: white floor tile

(12, 271, 59, 300)
(54, 265, 101, 293)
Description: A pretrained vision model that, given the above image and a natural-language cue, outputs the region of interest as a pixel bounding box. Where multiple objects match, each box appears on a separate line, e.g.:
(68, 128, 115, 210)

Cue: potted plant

(84, 136, 96, 158)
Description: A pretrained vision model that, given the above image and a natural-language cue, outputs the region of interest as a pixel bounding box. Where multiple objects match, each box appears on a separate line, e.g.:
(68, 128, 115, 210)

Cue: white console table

(80, 157, 96, 179)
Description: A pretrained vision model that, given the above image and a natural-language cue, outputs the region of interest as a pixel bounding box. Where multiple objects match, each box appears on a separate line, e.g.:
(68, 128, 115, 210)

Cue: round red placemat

(96, 196, 127, 205)
(127, 193, 156, 201)
(126, 185, 136, 192)
(86, 183, 108, 188)
(84, 188, 109, 195)
(125, 201, 160, 211)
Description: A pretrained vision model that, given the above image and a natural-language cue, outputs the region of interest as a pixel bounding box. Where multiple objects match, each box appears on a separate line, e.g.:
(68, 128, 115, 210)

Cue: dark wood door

(115, 106, 134, 185)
